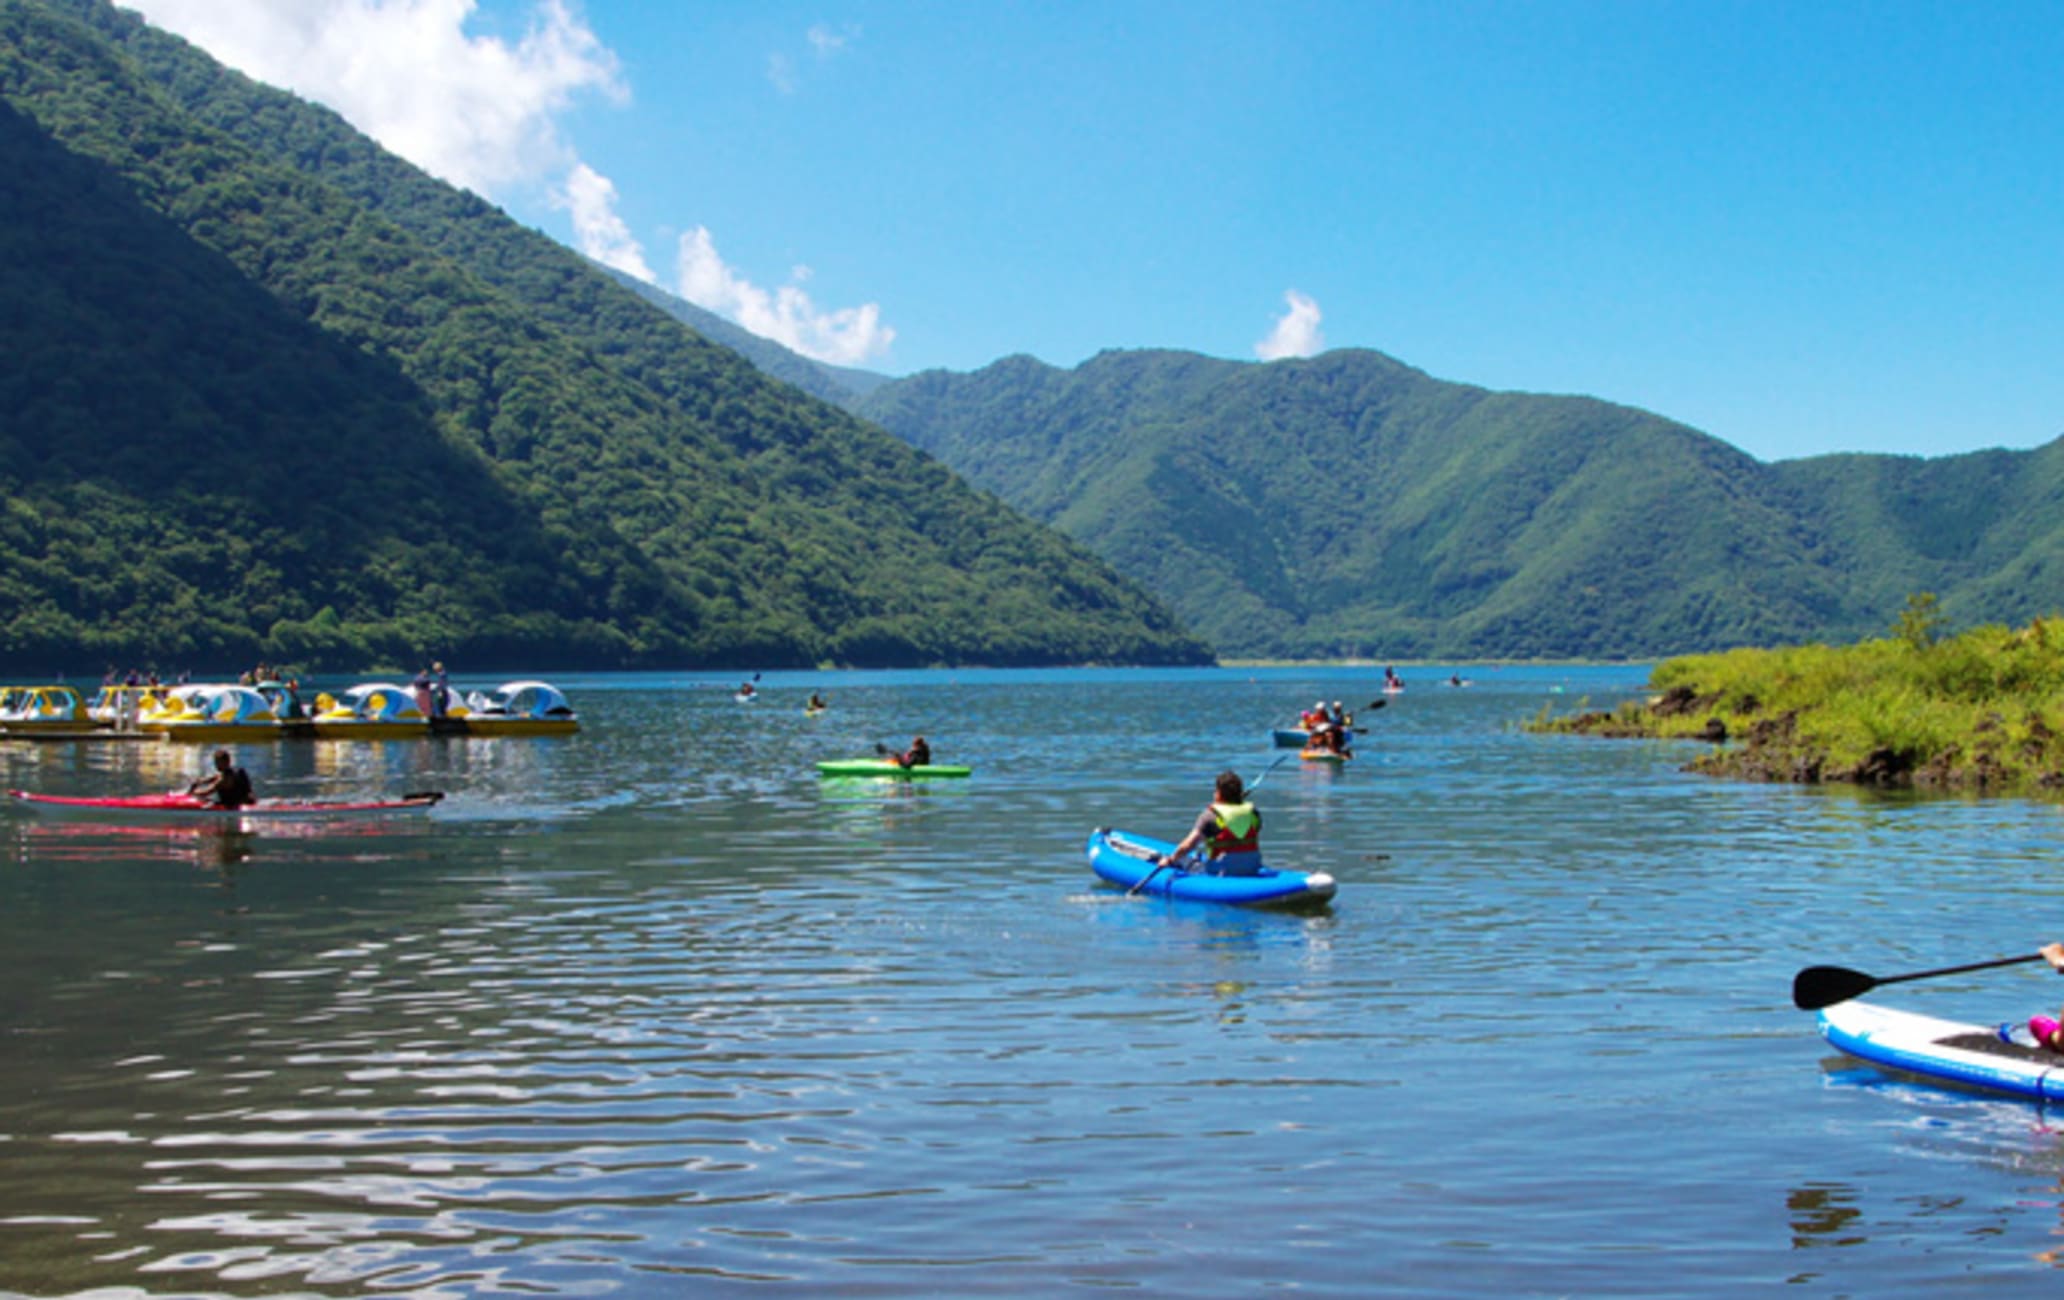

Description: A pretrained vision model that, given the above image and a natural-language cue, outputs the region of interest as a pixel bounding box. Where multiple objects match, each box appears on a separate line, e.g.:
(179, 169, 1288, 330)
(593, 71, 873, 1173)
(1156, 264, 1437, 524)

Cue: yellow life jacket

(1207, 801, 1261, 856)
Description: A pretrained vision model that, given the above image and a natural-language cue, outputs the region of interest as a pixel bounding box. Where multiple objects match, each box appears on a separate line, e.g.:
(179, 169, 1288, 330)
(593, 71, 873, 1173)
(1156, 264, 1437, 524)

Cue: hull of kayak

(1300, 747, 1349, 763)
(1819, 1001, 2064, 1101)
(816, 760, 972, 778)
(1086, 828, 1335, 908)
(7, 790, 443, 822)
(1273, 727, 1359, 750)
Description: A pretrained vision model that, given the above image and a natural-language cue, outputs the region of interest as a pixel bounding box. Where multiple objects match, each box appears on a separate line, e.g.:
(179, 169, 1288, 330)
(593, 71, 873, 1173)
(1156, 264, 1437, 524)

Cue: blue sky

(129, 1, 2062, 463)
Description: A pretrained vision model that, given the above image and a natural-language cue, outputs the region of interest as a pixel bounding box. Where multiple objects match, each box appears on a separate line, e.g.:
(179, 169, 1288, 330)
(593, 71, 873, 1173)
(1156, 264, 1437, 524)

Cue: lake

(5, 664, 2064, 1296)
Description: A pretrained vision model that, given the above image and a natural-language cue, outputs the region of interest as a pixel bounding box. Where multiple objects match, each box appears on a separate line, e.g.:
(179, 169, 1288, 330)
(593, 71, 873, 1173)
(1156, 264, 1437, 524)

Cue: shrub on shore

(1533, 615, 2064, 793)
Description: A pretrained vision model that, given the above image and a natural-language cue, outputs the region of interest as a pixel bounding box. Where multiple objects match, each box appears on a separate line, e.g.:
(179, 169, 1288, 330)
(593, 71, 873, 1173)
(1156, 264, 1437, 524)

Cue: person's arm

(187, 773, 218, 797)
(2042, 942, 2064, 972)
(1160, 809, 1212, 866)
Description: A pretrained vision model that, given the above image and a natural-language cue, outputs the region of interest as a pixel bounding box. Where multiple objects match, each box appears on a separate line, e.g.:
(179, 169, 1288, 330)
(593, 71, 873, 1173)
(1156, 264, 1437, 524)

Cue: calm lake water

(6, 665, 2064, 1297)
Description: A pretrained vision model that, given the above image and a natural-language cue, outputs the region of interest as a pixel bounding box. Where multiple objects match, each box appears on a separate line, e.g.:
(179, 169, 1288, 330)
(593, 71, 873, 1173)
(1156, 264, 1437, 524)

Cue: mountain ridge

(856, 345, 2064, 659)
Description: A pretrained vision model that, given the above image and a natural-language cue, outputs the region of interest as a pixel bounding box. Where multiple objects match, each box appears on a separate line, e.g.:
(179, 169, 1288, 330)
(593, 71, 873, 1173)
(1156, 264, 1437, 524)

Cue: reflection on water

(6, 666, 2064, 1294)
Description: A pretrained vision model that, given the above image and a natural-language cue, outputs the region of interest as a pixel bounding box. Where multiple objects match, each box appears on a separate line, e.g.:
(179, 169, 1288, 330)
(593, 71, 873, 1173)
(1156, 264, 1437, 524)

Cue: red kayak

(6, 790, 443, 821)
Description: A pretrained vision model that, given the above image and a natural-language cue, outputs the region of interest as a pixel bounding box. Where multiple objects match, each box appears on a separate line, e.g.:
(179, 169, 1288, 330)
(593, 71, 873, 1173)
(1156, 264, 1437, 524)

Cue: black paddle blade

(1793, 964, 1876, 1010)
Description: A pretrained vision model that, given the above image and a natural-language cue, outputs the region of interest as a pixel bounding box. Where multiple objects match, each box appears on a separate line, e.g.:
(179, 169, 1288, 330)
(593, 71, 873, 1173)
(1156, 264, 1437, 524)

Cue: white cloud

(770, 22, 857, 93)
(128, 1, 897, 366)
(554, 163, 653, 282)
(125, 0, 625, 196)
(1255, 290, 1325, 361)
(807, 23, 859, 59)
(677, 226, 895, 366)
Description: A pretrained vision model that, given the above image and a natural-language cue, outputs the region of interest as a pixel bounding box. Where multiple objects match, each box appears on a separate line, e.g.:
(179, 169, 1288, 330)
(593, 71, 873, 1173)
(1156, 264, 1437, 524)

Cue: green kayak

(816, 759, 972, 779)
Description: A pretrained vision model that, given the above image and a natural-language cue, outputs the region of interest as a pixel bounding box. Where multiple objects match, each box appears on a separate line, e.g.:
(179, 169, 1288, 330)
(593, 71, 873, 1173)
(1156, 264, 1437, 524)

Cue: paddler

(1158, 769, 1263, 877)
(186, 747, 254, 809)
(887, 735, 931, 769)
(2023, 942, 2064, 1050)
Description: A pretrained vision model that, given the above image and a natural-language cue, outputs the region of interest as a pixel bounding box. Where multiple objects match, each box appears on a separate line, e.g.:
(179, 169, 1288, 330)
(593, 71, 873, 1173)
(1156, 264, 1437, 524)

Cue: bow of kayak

(1086, 827, 1335, 908)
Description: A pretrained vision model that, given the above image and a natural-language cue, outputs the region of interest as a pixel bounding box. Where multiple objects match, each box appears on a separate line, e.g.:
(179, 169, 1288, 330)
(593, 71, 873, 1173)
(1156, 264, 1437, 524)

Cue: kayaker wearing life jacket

(1159, 770, 1263, 877)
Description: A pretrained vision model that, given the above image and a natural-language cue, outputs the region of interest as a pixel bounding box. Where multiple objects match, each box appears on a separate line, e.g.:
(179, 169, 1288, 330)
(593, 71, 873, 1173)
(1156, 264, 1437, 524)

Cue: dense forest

(0, 0, 1209, 673)
(856, 349, 2064, 660)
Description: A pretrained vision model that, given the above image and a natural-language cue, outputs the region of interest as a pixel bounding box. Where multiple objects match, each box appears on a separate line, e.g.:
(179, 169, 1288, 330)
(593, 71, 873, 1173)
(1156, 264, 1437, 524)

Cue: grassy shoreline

(1529, 617, 2064, 794)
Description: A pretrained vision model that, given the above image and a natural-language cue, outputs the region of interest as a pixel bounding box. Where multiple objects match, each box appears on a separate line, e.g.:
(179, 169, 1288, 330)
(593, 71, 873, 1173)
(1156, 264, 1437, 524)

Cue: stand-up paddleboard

(1819, 1000, 2064, 1101)
(1085, 828, 1334, 908)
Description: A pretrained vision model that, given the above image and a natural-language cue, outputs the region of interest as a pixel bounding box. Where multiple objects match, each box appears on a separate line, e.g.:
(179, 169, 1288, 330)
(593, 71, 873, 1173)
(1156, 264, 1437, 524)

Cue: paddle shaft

(1865, 952, 2047, 991)
(1127, 754, 1293, 896)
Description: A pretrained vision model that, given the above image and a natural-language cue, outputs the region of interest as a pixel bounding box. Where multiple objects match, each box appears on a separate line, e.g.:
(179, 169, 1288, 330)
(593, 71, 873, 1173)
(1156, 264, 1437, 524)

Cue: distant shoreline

(1529, 618, 2064, 796)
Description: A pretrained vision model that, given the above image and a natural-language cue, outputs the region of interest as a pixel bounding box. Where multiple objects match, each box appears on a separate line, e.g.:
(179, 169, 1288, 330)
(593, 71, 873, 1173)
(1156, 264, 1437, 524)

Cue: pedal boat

(0, 685, 103, 734)
(310, 683, 430, 740)
(453, 680, 580, 736)
(149, 685, 285, 743)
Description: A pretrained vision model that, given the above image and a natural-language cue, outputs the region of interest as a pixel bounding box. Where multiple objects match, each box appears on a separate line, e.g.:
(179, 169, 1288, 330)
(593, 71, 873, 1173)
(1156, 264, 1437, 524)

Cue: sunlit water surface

(6, 666, 2064, 1296)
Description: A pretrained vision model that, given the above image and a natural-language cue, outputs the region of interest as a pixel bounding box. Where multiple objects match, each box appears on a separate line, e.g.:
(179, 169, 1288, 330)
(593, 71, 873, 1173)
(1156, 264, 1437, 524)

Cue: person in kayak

(1158, 770, 1263, 876)
(888, 736, 931, 769)
(187, 748, 254, 809)
(2024, 942, 2064, 1050)
(807, 691, 829, 711)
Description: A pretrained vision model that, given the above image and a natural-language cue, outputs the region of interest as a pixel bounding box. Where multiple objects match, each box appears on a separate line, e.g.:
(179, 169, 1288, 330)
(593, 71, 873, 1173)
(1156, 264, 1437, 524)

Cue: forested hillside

(858, 349, 2064, 660)
(603, 269, 889, 410)
(0, 0, 1208, 672)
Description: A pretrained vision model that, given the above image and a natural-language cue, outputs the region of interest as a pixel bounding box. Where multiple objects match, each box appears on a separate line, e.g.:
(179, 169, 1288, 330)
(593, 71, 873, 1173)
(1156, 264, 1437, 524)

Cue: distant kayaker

(1159, 769, 1263, 877)
(807, 691, 828, 711)
(187, 748, 254, 809)
(888, 735, 931, 769)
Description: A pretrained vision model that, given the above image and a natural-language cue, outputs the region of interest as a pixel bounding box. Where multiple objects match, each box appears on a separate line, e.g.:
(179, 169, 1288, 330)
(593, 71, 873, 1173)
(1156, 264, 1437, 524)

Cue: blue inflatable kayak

(1819, 1001, 2064, 1101)
(1085, 828, 1336, 908)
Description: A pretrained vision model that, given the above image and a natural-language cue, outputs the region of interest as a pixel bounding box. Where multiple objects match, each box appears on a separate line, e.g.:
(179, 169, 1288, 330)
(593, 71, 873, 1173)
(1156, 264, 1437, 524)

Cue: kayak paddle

(1792, 952, 2050, 1011)
(1127, 753, 1294, 897)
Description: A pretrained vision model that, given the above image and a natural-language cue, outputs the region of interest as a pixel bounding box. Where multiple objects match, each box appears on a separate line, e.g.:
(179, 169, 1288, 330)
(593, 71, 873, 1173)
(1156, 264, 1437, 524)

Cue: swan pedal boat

(310, 683, 429, 739)
(0, 685, 102, 735)
(145, 685, 287, 743)
(1086, 828, 1336, 908)
(452, 681, 580, 736)
(7, 790, 444, 822)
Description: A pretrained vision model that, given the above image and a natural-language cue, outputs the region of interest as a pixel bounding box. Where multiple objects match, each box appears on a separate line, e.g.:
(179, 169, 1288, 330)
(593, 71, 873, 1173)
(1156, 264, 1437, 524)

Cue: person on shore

(187, 748, 254, 809)
(1158, 769, 1263, 877)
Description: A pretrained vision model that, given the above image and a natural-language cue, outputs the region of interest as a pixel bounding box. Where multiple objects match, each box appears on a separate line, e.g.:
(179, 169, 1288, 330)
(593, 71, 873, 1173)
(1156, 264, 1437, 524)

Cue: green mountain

(601, 268, 889, 410)
(856, 348, 2064, 660)
(0, 0, 1208, 672)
